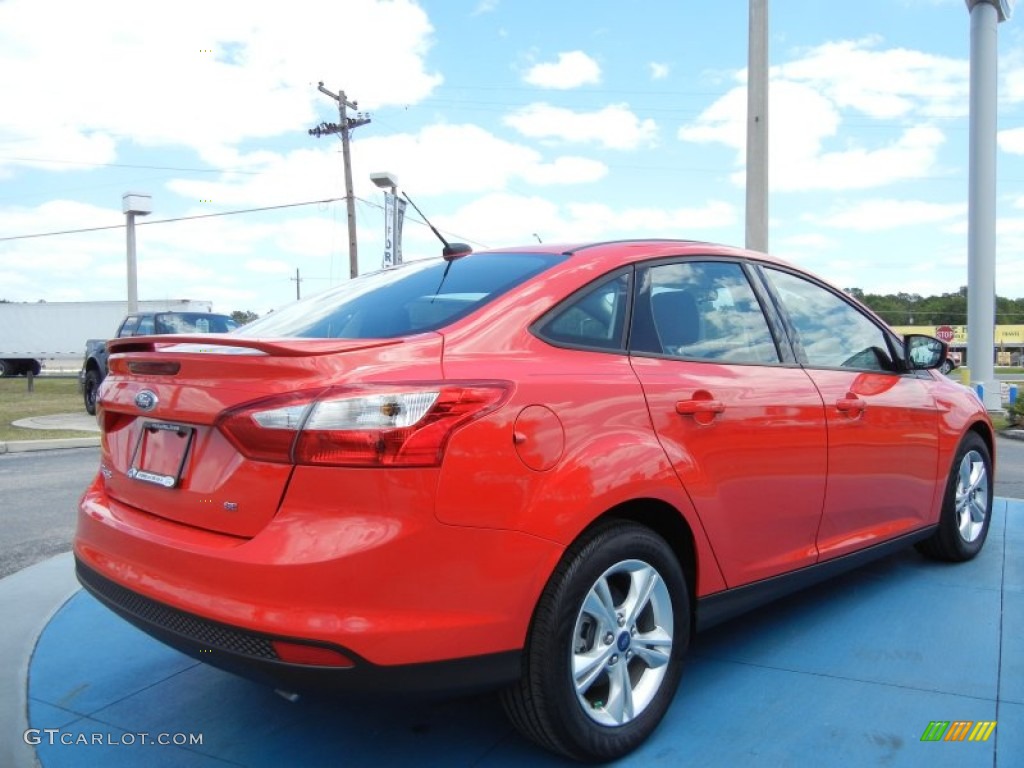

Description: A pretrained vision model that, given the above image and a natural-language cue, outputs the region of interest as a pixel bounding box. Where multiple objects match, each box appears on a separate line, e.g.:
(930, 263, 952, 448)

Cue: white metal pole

(126, 212, 138, 314)
(965, 0, 1005, 410)
(745, 0, 769, 253)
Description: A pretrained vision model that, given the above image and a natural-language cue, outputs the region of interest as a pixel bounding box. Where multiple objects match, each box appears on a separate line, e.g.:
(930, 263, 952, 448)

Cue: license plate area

(127, 421, 195, 489)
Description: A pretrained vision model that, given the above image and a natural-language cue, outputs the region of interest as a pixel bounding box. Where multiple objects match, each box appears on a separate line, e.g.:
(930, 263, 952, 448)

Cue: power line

(0, 155, 265, 175)
(0, 197, 344, 242)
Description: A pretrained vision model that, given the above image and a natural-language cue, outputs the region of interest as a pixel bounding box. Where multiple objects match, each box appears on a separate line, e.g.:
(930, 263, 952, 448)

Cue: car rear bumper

(75, 558, 521, 695)
(74, 470, 563, 680)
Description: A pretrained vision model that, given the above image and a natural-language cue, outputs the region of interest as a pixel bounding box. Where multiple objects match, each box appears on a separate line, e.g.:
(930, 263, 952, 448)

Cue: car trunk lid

(98, 333, 444, 538)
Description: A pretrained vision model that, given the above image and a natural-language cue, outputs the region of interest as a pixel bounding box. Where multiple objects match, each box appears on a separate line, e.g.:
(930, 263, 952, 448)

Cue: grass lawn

(0, 376, 93, 442)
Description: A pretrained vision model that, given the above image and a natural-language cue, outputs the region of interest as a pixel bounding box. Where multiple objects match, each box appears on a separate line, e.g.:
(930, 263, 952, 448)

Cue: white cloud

(1003, 48, 1024, 104)
(999, 127, 1024, 155)
(175, 123, 610, 207)
(779, 233, 838, 250)
(523, 51, 601, 89)
(246, 259, 292, 274)
(504, 103, 658, 150)
(0, 0, 442, 172)
(679, 74, 947, 191)
(472, 0, 499, 15)
(649, 62, 670, 80)
(437, 194, 737, 246)
(815, 199, 966, 231)
(518, 156, 608, 185)
(777, 37, 968, 119)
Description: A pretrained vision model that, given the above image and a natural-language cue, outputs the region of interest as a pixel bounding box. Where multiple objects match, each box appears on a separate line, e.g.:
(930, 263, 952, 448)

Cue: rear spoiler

(106, 334, 405, 358)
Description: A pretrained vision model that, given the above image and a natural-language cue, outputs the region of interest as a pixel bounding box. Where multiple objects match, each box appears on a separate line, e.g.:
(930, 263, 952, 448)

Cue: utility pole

(291, 268, 302, 300)
(308, 82, 370, 279)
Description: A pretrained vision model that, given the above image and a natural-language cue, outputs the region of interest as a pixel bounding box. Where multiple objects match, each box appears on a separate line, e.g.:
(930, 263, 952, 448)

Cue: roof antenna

(401, 192, 472, 261)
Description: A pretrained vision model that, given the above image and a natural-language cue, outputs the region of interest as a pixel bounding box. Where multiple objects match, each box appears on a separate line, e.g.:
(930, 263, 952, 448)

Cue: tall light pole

(122, 192, 151, 313)
(370, 171, 406, 268)
(308, 82, 370, 279)
(745, 0, 769, 253)
(965, 0, 1013, 410)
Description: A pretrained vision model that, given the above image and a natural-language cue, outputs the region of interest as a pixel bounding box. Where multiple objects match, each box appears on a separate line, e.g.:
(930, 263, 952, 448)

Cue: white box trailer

(0, 299, 213, 376)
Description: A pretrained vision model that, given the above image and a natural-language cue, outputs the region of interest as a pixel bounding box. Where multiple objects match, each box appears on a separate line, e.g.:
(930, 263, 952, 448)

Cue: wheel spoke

(583, 577, 619, 631)
(573, 645, 615, 695)
(623, 565, 659, 628)
(633, 628, 673, 669)
(969, 494, 987, 525)
(965, 459, 986, 496)
(603, 658, 635, 724)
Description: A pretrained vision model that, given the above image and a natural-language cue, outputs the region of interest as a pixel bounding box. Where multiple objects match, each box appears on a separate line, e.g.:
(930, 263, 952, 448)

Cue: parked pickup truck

(81, 311, 238, 414)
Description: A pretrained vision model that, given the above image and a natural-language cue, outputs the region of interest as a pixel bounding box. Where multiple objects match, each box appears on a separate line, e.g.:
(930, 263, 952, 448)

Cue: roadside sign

(936, 326, 955, 343)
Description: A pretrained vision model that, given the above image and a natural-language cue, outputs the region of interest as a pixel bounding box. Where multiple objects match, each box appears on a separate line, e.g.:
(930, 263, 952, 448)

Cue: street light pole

(964, 0, 1013, 410)
(122, 192, 152, 314)
(370, 172, 400, 269)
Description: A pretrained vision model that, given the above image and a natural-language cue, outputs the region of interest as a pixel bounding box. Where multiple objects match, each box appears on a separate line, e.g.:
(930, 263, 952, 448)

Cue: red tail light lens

(218, 383, 508, 467)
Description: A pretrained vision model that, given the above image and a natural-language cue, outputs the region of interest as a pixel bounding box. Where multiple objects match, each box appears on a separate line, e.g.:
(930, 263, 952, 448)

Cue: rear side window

(136, 316, 155, 335)
(238, 253, 564, 339)
(534, 272, 631, 350)
(118, 316, 140, 337)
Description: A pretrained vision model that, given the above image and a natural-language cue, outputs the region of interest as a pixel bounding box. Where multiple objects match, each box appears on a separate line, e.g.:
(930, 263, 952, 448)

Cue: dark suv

(80, 311, 237, 414)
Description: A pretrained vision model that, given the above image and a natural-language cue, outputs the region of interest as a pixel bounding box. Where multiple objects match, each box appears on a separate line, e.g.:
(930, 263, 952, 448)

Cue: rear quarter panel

(437, 340, 729, 598)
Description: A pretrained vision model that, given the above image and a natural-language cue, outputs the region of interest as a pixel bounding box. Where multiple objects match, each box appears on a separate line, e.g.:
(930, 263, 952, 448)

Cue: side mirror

(904, 334, 947, 371)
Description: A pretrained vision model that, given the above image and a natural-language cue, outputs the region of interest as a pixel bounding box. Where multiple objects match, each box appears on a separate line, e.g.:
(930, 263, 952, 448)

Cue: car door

(628, 259, 828, 588)
(759, 266, 941, 560)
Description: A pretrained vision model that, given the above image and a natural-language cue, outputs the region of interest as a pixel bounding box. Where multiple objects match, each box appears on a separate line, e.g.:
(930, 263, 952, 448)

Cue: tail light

(218, 382, 509, 467)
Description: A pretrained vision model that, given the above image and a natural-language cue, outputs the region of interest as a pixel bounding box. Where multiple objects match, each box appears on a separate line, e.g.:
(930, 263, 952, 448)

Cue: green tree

(231, 310, 259, 325)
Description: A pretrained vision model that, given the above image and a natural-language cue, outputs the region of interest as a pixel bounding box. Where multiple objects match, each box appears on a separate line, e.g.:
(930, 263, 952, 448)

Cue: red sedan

(75, 240, 994, 761)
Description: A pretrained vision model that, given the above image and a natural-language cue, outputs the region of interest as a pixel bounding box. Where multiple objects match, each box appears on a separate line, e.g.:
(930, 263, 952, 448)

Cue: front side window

(631, 261, 780, 364)
(237, 253, 564, 339)
(764, 268, 895, 371)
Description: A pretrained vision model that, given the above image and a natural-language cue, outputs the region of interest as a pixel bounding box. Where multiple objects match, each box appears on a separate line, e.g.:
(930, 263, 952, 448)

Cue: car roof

(478, 239, 796, 270)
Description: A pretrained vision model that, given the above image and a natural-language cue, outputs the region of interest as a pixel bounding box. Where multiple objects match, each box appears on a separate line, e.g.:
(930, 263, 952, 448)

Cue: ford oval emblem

(135, 390, 158, 412)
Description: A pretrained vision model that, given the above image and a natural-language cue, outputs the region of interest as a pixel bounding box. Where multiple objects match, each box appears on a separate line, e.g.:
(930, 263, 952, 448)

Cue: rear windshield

(154, 313, 238, 334)
(237, 253, 563, 339)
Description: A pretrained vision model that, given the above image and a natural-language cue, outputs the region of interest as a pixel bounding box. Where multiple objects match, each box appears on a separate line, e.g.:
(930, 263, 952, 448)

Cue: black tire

(28, 360, 41, 376)
(939, 360, 953, 375)
(916, 432, 993, 562)
(83, 369, 101, 416)
(0, 359, 11, 378)
(501, 521, 689, 762)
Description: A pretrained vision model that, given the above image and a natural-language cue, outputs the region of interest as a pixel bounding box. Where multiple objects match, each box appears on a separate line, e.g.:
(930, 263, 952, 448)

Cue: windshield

(237, 253, 564, 339)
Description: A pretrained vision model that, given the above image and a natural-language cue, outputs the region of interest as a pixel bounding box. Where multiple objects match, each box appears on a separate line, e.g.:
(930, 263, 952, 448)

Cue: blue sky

(1, 0, 1022, 316)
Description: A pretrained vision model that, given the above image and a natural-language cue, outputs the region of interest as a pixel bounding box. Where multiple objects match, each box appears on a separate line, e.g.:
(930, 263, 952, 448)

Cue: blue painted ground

(28, 498, 1023, 767)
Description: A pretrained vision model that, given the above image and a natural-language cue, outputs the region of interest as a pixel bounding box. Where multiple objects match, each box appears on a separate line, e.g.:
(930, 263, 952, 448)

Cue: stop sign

(936, 325, 955, 343)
